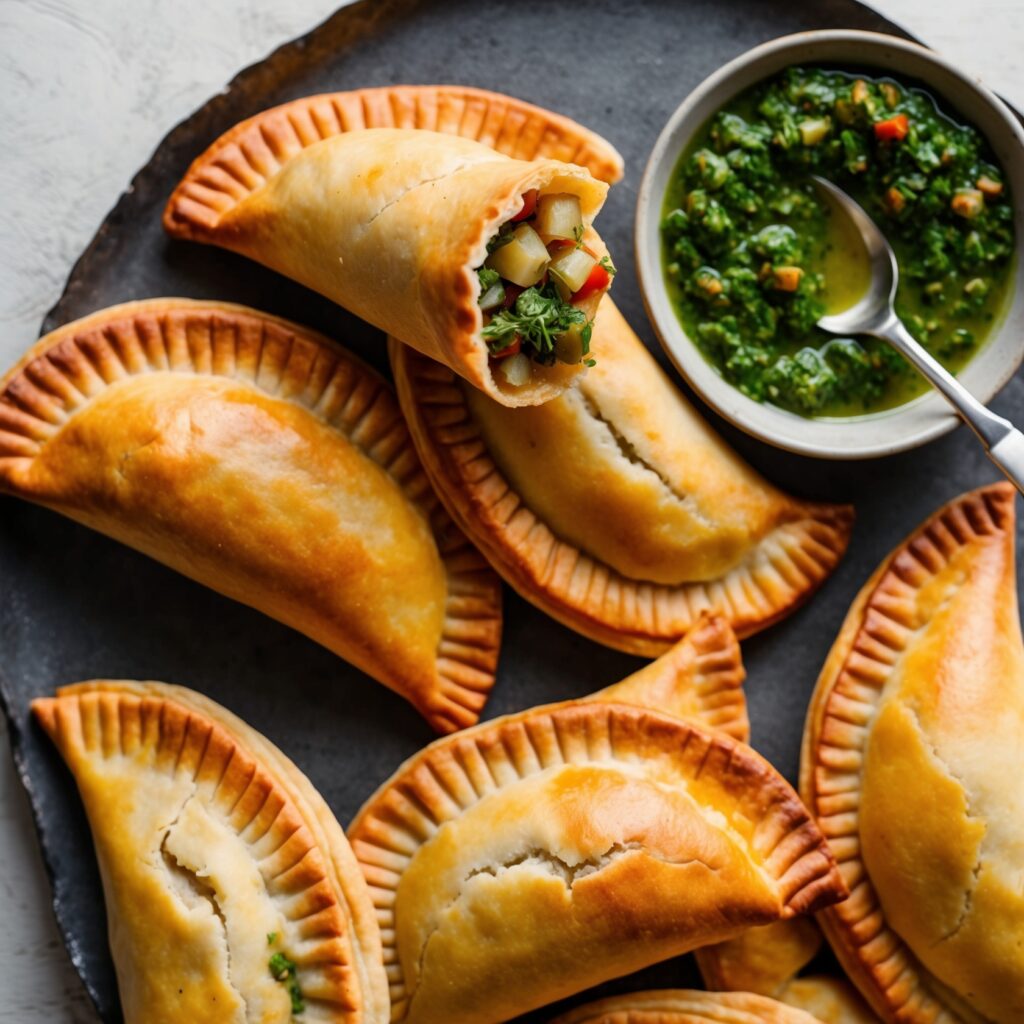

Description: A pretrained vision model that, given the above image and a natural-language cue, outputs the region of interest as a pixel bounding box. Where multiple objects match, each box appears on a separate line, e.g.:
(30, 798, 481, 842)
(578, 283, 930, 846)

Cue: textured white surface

(0, 0, 1021, 1020)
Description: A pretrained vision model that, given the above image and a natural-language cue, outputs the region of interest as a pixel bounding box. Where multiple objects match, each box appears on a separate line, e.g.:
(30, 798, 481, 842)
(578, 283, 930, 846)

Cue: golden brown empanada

(802, 483, 1024, 1023)
(391, 298, 854, 653)
(164, 86, 620, 407)
(33, 681, 390, 1024)
(696, 917, 823, 995)
(0, 300, 501, 732)
(777, 978, 880, 1024)
(348, 616, 846, 1024)
(695, 920, 880, 1023)
(588, 611, 749, 739)
(549, 989, 827, 1024)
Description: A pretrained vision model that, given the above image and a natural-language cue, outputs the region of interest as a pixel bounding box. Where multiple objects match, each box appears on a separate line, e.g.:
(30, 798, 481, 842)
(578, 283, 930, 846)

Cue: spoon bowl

(813, 176, 898, 337)
(812, 176, 1024, 494)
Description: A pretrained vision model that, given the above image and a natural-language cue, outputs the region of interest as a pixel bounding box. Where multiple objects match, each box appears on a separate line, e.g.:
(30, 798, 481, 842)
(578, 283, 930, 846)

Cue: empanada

(164, 86, 621, 406)
(0, 300, 502, 732)
(348, 615, 846, 1024)
(802, 483, 1024, 1023)
(695, 920, 880, 1023)
(32, 681, 390, 1024)
(550, 989, 826, 1024)
(696, 917, 823, 996)
(391, 299, 854, 653)
(776, 979, 880, 1024)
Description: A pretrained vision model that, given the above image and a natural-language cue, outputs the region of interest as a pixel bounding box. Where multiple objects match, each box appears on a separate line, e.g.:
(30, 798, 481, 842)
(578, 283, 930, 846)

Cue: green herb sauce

(661, 66, 1015, 417)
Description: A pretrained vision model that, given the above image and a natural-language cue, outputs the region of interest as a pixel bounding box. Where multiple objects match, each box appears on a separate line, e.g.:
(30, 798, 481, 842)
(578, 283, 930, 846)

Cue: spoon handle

(988, 429, 1024, 495)
(880, 318, 1024, 496)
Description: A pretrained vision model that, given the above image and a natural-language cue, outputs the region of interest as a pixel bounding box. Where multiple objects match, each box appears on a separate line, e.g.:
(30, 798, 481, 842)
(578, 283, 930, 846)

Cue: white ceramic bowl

(636, 30, 1024, 459)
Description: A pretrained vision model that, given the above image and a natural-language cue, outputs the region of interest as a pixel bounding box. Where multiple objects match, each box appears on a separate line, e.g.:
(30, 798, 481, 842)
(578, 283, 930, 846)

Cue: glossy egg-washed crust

(391, 300, 854, 654)
(349, 618, 846, 1024)
(801, 483, 1024, 1023)
(32, 682, 390, 1024)
(549, 988, 826, 1024)
(0, 300, 501, 732)
(163, 86, 620, 407)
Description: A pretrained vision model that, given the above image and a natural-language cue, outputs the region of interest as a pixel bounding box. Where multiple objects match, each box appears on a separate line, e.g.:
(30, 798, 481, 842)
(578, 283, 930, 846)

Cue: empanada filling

(477, 190, 614, 385)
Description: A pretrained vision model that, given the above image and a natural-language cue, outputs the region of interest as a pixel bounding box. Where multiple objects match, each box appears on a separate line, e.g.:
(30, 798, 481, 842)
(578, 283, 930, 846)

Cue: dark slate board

(2, 0, 1021, 1021)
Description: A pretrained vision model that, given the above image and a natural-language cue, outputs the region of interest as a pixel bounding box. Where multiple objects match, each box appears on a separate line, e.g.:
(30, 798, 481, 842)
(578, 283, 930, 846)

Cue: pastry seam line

(403, 841, 720, 1018)
(159, 797, 251, 1023)
(577, 391, 711, 528)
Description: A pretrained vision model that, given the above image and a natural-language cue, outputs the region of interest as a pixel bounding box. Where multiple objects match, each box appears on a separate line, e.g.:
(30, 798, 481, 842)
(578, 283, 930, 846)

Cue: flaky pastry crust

(164, 85, 620, 407)
(32, 681, 389, 1024)
(391, 299, 853, 653)
(0, 300, 502, 732)
(801, 483, 1024, 1023)
(348, 618, 845, 1024)
(695, 918, 879, 1023)
(164, 86, 623, 233)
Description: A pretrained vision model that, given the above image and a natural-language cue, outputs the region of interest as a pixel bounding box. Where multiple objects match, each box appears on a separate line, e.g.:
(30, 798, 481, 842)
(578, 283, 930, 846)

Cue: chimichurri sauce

(661, 67, 1015, 418)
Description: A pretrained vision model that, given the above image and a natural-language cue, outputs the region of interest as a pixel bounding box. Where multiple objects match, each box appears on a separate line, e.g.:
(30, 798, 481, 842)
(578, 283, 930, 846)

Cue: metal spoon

(812, 175, 1024, 493)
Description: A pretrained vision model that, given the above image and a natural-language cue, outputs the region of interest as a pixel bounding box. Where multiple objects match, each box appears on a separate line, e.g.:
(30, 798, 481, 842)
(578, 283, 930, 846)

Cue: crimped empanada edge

(799, 482, 1016, 1024)
(33, 680, 391, 1023)
(162, 84, 624, 240)
(549, 988, 824, 1024)
(390, 336, 854, 654)
(590, 612, 750, 741)
(349, 700, 847, 1019)
(0, 299, 503, 733)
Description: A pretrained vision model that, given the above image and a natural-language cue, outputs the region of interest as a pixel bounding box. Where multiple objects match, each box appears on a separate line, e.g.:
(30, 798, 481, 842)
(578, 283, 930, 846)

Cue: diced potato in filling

(536, 193, 584, 240)
(549, 246, 599, 297)
(486, 223, 549, 287)
(499, 352, 531, 386)
(476, 189, 614, 382)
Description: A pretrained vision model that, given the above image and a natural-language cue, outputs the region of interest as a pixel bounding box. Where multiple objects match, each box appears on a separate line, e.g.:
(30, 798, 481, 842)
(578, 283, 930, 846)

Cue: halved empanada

(348, 616, 846, 1024)
(550, 989, 826, 1024)
(32, 681, 390, 1024)
(802, 483, 1024, 1023)
(391, 299, 854, 654)
(164, 86, 621, 407)
(0, 300, 502, 732)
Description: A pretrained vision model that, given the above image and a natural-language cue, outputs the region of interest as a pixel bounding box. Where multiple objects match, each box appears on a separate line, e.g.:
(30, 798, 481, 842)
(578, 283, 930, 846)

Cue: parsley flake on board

(482, 282, 590, 362)
(268, 950, 305, 1015)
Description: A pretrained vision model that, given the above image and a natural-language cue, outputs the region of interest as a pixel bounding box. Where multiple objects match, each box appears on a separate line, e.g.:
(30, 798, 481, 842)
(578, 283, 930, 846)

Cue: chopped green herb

(477, 267, 501, 290)
(580, 321, 593, 354)
(486, 226, 514, 254)
(584, 358, 597, 367)
(599, 255, 617, 276)
(476, 266, 506, 310)
(267, 932, 278, 946)
(661, 65, 1013, 417)
(572, 224, 585, 248)
(482, 282, 587, 362)
(269, 951, 305, 1015)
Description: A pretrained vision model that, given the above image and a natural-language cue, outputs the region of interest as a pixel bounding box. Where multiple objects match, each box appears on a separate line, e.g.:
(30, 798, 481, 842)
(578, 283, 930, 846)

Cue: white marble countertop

(1, 0, 1021, 1020)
